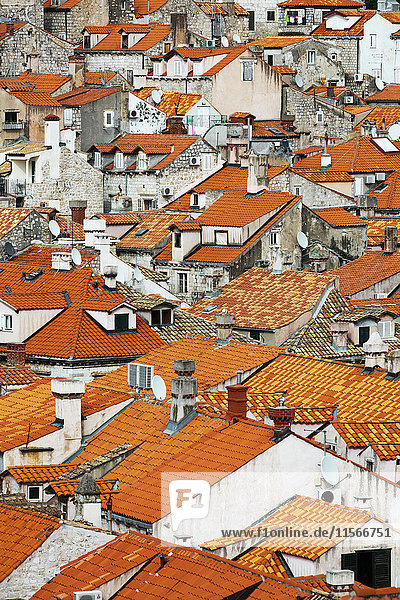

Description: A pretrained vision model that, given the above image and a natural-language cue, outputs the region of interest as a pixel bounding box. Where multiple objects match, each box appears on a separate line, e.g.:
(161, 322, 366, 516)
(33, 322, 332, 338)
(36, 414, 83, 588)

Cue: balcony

(3, 122, 24, 130)
(8, 180, 26, 196)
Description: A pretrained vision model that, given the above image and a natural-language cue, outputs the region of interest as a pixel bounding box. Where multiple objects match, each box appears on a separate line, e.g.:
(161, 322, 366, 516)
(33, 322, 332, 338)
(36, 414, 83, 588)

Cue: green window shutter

(341, 552, 357, 575)
(373, 549, 391, 588)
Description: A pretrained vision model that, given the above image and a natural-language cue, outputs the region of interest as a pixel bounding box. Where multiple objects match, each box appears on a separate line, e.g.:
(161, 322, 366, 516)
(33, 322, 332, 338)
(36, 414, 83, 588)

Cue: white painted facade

(360, 13, 400, 83)
(0, 300, 62, 345)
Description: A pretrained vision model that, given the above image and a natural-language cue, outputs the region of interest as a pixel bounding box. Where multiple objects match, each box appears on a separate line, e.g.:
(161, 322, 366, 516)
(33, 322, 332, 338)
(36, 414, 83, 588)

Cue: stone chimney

(171, 13, 188, 47)
(6, 23, 15, 36)
(386, 348, 400, 379)
(104, 265, 118, 290)
(384, 226, 397, 253)
(247, 151, 268, 194)
(73, 470, 102, 528)
(6, 343, 26, 366)
(363, 331, 388, 370)
(268, 392, 295, 439)
(51, 378, 85, 440)
(166, 115, 186, 134)
(330, 321, 348, 351)
(163, 360, 198, 435)
(51, 251, 72, 271)
(44, 114, 60, 149)
(215, 312, 236, 342)
(321, 153, 331, 170)
(69, 199, 87, 225)
(357, 194, 377, 218)
(326, 570, 354, 598)
(226, 383, 248, 421)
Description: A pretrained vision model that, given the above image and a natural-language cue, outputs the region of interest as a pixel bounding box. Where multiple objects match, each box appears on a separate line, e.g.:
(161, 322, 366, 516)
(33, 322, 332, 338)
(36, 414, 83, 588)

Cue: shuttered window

(341, 549, 391, 588)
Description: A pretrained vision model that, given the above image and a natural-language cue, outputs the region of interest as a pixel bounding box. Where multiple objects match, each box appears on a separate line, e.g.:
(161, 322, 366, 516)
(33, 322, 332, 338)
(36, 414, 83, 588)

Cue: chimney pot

(321, 153, 331, 170)
(330, 321, 349, 351)
(326, 570, 354, 597)
(164, 362, 198, 435)
(174, 359, 195, 376)
(215, 312, 236, 342)
(104, 265, 118, 290)
(51, 251, 72, 271)
(363, 331, 388, 370)
(69, 199, 87, 226)
(384, 226, 397, 253)
(226, 383, 248, 420)
(51, 378, 85, 440)
(268, 393, 295, 438)
(387, 348, 400, 378)
(247, 151, 268, 194)
(6, 343, 26, 367)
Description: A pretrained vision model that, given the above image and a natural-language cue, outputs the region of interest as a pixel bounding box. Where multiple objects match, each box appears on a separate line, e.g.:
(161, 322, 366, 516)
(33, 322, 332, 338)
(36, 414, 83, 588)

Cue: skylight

(202, 305, 218, 313)
(135, 228, 149, 237)
(372, 137, 399, 153)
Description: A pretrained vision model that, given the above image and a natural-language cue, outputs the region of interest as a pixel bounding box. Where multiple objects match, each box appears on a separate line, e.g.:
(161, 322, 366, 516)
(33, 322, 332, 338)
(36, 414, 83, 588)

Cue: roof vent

(23, 269, 44, 281)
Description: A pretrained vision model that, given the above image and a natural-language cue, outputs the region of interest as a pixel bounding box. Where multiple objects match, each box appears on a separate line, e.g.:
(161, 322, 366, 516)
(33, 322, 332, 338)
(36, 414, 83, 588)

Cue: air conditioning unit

(318, 489, 341, 504)
(130, 110, 138, 118)
(162, 186, 174, 196)
(354, 73, 363, 82)
(188, 156, 200, 166)
(376, 172, 386, 181)
(206, 39, 216, 47)
(73, 592, 102, 600)
(365, 174, 376, 184)
(128, 363, 154, 388)
(344, 96, 353, 104)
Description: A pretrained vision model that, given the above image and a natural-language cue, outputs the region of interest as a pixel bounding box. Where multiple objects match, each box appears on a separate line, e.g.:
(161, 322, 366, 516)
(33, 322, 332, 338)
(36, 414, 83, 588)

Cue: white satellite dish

(233, 33, 241, 43)
(295, 74, 303, 88)
(388, 123, 400, 141)
(49, 220, 60, 238)
(134, 266, 144, 281)
(152, 375, 167, 401)
(375, 77, 384, 91)
(221, 36, 229, 48)
(321, 454, 340, 486)
(297, 231, 308, 249)
(71, 248, 82, 266)
(151, 89, 162, 104)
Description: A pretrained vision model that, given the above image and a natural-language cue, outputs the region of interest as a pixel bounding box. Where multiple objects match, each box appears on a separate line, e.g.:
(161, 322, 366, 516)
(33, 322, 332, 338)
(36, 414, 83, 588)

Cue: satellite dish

(321, 454, 340, 486)
(295, 74, 303, 88)
(375, 77, 384, 91)
(151, 89, 162, 104)
(49, 220, 60, 238)
(152, 375, 167, 401)
(297, 231, 308, 249)
(4, 241, 15, 258)
(221, 36, 229, 48)
(388, 123, 400, 141)
(134, 266, 144, 281)
(71, 248, 82, 266)
(233, 33, 241, 43)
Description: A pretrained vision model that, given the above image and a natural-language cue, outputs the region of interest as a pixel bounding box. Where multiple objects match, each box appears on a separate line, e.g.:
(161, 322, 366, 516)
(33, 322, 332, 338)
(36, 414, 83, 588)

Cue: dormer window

(83, 34, 91, 49)
(121, 33, 129, 48)
(115, 151, 124, 170)
(175, 232, 181, 248)
(114, 313, 129, 331)
(151, 308, 172, 326)
(153, 61, 163, 76)
(378, 320, 394, 340)
(191, 193, 199, 207)
(1, 315, 12, 330)
(174, 60, 182, 76)
(137, 151, 147, 171)
(94, 151, 101, 169)
(192, 60, 203, 76)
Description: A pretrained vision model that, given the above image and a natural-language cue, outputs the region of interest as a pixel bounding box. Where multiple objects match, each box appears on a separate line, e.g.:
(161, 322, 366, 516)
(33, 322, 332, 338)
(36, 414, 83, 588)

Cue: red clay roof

(10, 245, 98, 268)
(312, 9, 375, 37)
(84, 71, 118, 85)
(354, 106, 400, 130)
(55, 86, 122, 106)
(0, 72, 71, 93)
(195, 1, 248, 15)
(77, 23, 171, 52)
(368, 171, 400, 210)
(279, 0, 363, 6)
(329, 250, 400, 295)
(310, 207, 366, 227)
(116, 212, 189, 250)
(367, 83, 400, 103)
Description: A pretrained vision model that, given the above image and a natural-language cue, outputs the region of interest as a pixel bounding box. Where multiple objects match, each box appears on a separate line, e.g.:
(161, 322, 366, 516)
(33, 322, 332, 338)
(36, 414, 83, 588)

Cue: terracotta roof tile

(368, 171, 400, 209)
(9, 245, 98, 268)
(333, 422, 400, 459)
(251, 121, 297, 138)
(367, 83, 400, 103)
(235, 549, 289, 577)
(310, 207, 366, 227)
(117, 212, 187, 250)
(329, 250, 400, 295)
(367, 216, 400, 244)
(250, 35, 310, 47)
(0, 72, 71, 93)
(0, 208, 38, 237)
(3, 464, 73, 483)
(279, 0, 363, 6)
(312, 10, 375, 37)
(77, 23, 171, 52)
(0, 21, 27, 42)
(290, 167, 354, 183)
(84, 71, 118, 85)
(0, 366, 39, 387)
(156, 92, 202, 116)
(271, 64, 295, 74)
(194, 1, 248, 15)
(55, 86, 122, 106)
(188, 267, 337, 329)
(10, 91, 62, 106)
(96, 212, 142, 225)
(354, 106, 400, 130)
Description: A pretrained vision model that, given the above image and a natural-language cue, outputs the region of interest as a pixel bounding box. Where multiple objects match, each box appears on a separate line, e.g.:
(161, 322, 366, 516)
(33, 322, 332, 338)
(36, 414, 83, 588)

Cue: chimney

(60, 128, 76, 153)
(326, 570, 354, 598)
(226, 383, 248, 420)
(321, 153, 331, 170)
(163, 360, 198, 435)
(51, 251, 72, 271)
(44, 114, 60, 149)
(166, 115, 186, 134)
(73, 470, 102, 528)
(327, 85, 335, 98)
(171, 13, 188, 46)
(330, 321, 348, 351)
(267, 392, 295, 439)
(384, 226, 397, 253)
(272, 250, 283, 275)
(363, 331, 388, 370)
(247, 151, 268, 194)
(51, 378, 85, 440)
(69, 199, 87, 226)
(215, 311, 236, 342)
(6, 23, 15, 36)
(84, 218, 106, 247)
(104, 265, 118, 290)
(222, 0, 235, 15)
(357, 194, 377, 218)
(386, 348, 400, 379)
(6, 343, 26, 367)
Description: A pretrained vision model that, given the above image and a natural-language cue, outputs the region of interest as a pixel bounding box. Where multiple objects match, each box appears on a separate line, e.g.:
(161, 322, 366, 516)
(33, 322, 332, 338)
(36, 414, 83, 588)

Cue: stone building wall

(84, 52, 145, 78)
(44, 0, 109, 44)
(281, 39, 345, 90)
(0, 522, 114, 600)
(146, 75, 213, 100)
(314, 36, 359, 75)
(278, 6, 315, 35)
(289, 170, 354, 208)
(0, 211, 51, 260)
(268, 168, 289, 192)
(0, 23, 73, 76)
(0, 0, 43, 27)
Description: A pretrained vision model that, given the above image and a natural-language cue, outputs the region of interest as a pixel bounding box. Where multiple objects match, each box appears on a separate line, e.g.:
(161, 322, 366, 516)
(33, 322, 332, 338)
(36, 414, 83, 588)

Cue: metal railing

(8, 180, 26, 195)
(3, 122, 24, 130)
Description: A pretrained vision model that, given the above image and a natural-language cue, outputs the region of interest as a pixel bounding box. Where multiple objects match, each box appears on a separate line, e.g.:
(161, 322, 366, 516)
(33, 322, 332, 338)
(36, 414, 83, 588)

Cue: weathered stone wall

(314, 36, 359, 75)
(0, 0, 43, 26)
(146, 75, 213, 100)
(85, 52, 145, 78)
(44, 0, 109, 44)
(0, 211, 51, 260)
(281, 39, 345, 90)
(0, 23, 73, 76)
(0, 522, 114, 600)
(268, 168, 289, 191)
(278, 6, 315, 35)
(289, 170, 354, 208)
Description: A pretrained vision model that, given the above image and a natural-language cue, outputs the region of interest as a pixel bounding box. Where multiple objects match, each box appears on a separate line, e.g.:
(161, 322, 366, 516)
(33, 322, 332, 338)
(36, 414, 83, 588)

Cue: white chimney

(215, 311, 236, 342)
(164, 360, 198, 435)
(326, 570, 354, 598)
(73, 470, 102, 528)
(44, 114, 60, 149)
(84, 218, 106, 247)
(387, 348, 400, 379)
(363, 331, 388, 369)
(51, 378, 85, 440)
(51, 251, 72, 271)
(247, 150, 268, 194)
(60, 128, 76, 153)
(104, 265, 118, 290)
(321, 153, 332, 169)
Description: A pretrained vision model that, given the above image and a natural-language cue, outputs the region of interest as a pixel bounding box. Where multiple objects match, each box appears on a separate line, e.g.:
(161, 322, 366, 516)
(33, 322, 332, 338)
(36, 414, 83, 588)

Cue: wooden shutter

(373, 549, 391, 588)
(341, 552, 357, 575)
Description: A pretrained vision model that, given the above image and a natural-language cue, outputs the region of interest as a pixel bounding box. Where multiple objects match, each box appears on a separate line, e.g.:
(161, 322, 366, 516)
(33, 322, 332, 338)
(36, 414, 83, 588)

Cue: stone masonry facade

(0, 211, 51, 260)
(44, 0, 109, 44)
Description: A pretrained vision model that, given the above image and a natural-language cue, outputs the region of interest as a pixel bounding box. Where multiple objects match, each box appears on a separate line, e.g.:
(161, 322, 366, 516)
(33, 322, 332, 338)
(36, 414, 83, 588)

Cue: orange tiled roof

(3, 464, 73, 483)
(310, 207, 366, 227)
(312, 10, 375, 37)
(188, 267, 336, 329)
(202, 47, 248, 76)
(329, 250, 400, 295)
(333, 421, 400, 460)
(379, 10, 400, 22)
(367, 216, 400, 244)
(368, 171, 400, 210)
(294, 145, 324, 155)
(0, 208, 38, 237)
(10, 91, 62, 106)
(55, 86, 122, 106)
(354, 106, 400, 130)
(290, 167, 354, 183)
(96, 211, 142, 225)
(235, 549, 289, 577)
(47, 477, 117, 498)
(84, 71, 118, 85)
(245, 352, 400, 422)
(271, 64, 295, 74)
(77, 23, 171, 52)
(0, 365, 39, 387)
(116, 212, 188, 250)
(195, 1, 248, 15)
(279, 0, 363, 6)
(0, 504, 60, 583)
(249, 35, 311, 47)
(367, 83, 400, 103)
(202, 495, 372, 559)
(251, 121, 297, 138)
(0, 21, 26, 42)
(9, 245, 98, 268)
(156, 92, 202, 116)
(0, 72, 71, 93)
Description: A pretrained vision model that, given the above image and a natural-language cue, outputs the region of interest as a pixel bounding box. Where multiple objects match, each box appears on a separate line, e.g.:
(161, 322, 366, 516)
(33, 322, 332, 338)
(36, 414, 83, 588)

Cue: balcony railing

(3, 122, 24, 130)
(8, 180, 26, 196)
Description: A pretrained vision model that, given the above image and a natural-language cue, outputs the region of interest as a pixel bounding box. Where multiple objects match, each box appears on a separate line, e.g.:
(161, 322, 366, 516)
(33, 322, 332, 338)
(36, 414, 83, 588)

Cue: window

(307, 50, 316, 65)
(28, 486, 40, 501)
(294, 185, 301, 196)
(267, 10, 275, 20)
(193, 60, 203, 76)
(316, 110, 324, 124)
(342, 549, 391, 589)
(4, 110, 18, 124)
(191, 193, 199, 206)
(120, 0, 126, 8)
(83, 34, 91, 49)
(248, 10, 255, 30)
(164, 42, 171, 53)
(331, 52, 337, 61)
(137, 151, 147, 171)
(173, 60, 182, 76)
(151, 308, 172, 326)
(249, 330, 260, 340)
(365, 458, 375, 471)
(94, 151, 101, 168)
(270, 231, 278, 246)
(31, 159, 36, 184)
(215, 230, 228, 245)
(378, 320, 393, 339)
(358, 325, 370, 346)
(266, 54, 273, 65)
(64, 108, 73, 126)
(121, 33, 129, 48)
(153, 61, 162, 76)
(115, 151, 124, 170)
(202, 153, 213, 171)
(175, 232, 182, 248)
(3, 315, 12, 330)
(127, 69, 134, 84)
(242, 60, 254, 81)
(104, 110, 114, 127)
(114, 313, 129, 331)
(370, 34, 376, 48)
(178, 272, 188, 294)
